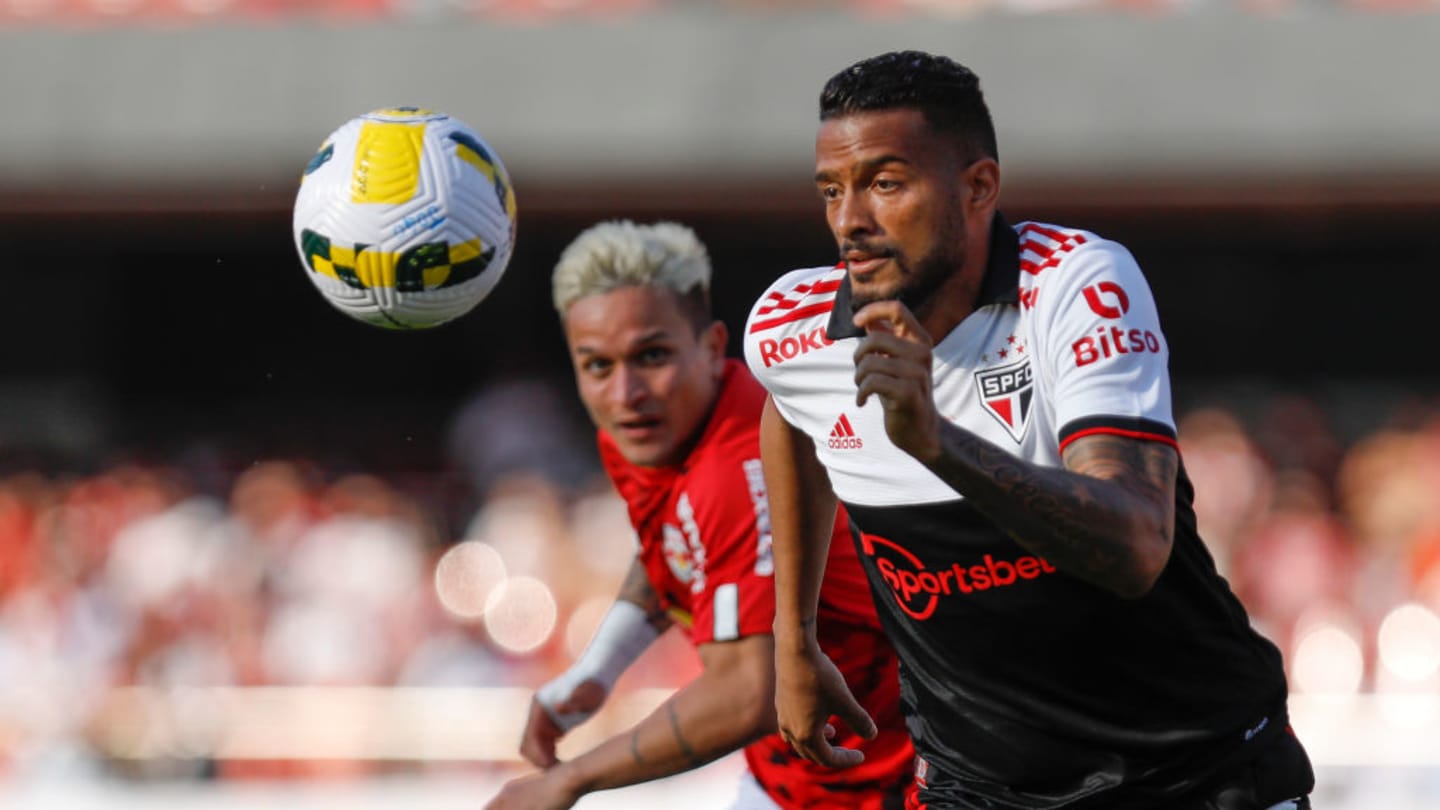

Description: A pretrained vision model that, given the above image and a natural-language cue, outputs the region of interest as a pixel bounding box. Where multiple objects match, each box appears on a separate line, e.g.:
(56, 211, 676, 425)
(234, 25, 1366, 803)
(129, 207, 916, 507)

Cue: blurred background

(2, 3, 1440, 808)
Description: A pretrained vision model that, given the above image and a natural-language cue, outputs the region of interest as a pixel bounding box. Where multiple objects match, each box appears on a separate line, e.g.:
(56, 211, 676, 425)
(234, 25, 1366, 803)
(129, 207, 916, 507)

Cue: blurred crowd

(0, 387, 1438, 782)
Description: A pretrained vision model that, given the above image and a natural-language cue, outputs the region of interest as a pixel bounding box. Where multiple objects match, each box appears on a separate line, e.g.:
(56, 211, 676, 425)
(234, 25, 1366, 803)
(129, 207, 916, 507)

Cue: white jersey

(742, 215, 1292, 809)
(744, 218, 1177, 504)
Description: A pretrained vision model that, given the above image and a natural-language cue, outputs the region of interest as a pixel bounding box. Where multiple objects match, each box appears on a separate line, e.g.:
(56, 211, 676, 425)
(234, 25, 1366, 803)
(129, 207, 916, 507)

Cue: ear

(702, 319, 729, 375)
(963, 158, 1001, 217)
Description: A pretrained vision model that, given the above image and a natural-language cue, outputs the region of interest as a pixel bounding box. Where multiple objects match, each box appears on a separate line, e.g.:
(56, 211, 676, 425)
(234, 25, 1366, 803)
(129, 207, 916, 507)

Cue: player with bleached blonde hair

(486, 220, 914, 810)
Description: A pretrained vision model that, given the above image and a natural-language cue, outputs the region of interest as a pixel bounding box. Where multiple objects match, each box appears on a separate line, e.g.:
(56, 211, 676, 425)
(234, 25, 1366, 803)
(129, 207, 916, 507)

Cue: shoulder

(687, 363, 764, 474)
(1015, 221, 1148, 310)
(744, 264, 846, 334)
(743, 265, 847, 384)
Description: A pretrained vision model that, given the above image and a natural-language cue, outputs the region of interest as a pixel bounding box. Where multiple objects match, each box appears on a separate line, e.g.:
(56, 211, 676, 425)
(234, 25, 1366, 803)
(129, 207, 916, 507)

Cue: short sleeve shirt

(598, 360, 913, 808)
(743, 217, 1290, 809)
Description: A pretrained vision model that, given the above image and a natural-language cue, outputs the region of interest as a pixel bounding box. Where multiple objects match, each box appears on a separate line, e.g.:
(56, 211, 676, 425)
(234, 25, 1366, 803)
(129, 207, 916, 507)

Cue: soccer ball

(292, 107, 517, 330)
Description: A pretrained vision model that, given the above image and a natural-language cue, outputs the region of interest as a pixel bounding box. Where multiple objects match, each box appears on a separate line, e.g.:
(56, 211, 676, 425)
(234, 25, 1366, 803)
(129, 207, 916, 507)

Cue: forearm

(614, 557, 675, 633)
(554, 667, 773, 795)
(924, 424, 1172, 597)
(760, 397, 836, 645)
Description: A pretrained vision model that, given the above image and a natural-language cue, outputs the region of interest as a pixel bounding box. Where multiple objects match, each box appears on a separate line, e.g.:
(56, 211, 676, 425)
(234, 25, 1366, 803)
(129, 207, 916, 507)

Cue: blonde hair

(551, 220, 712, 322)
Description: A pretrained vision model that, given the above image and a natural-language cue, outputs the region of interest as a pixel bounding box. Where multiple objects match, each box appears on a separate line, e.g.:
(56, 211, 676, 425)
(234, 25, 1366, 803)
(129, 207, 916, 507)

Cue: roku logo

(757, 327, 834, 367)
(859, 532, 1058, 620)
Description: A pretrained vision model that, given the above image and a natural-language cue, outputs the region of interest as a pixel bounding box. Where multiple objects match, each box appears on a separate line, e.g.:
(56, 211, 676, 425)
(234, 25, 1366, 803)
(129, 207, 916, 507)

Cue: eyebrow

(814, 154, 912, 184)
(573, 328, 672, 355)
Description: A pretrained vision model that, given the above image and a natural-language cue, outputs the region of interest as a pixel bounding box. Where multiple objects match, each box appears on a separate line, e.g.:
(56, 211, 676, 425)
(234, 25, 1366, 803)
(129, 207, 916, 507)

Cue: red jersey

(599, 360, 914, 809)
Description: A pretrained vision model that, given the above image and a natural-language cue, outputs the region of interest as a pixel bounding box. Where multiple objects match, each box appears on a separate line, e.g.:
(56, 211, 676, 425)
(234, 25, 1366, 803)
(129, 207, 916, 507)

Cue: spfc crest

(975, 358, 1034, 443)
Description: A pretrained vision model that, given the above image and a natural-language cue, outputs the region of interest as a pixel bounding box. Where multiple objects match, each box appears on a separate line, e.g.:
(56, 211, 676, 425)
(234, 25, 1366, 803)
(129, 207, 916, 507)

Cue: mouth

(614, 416, 663, 440)
(843, 249, 893, 279)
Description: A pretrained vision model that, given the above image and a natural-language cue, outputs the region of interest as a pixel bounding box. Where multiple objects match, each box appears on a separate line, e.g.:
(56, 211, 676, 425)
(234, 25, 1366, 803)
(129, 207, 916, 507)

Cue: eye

(818, 184, 841, 202)
(580, 357, 612, 376)
(873, 177, 902, 192)
(636, 346, 672, 366)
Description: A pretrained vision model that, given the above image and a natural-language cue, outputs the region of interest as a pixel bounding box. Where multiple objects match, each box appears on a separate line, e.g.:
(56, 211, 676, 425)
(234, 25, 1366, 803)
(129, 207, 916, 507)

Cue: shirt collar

(825, 212, 1019, 340)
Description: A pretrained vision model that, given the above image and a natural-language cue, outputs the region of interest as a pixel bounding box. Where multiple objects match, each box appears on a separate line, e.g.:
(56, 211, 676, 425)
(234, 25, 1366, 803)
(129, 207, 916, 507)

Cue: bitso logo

(859, 531, 1059, 621)
(1072, 326, 1162, 367)
(1082, 281, 1129, 319)
(828, 414, 862, 450)
(975, 359, 1034, 443)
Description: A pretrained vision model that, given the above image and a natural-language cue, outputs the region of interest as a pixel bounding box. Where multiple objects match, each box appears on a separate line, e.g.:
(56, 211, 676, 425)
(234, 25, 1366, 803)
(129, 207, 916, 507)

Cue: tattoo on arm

(666, 701, 699, 767)
(618, 559, 673, 632)
(932, 429, 1177, 592)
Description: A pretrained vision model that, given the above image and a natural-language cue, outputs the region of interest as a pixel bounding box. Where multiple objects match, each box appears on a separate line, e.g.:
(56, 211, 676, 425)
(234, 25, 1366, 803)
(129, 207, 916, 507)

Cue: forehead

(563, 285, 691, 345)
(814, 108, 949, 172)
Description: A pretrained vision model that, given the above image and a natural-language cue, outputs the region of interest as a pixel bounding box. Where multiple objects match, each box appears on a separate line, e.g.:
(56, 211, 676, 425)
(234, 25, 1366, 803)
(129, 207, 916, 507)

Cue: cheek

(575, 380, 611, 419)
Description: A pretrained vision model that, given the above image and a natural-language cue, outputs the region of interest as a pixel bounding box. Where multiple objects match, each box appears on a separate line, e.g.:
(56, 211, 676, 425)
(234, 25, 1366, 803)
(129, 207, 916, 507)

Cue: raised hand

(852, 301, 942, 464)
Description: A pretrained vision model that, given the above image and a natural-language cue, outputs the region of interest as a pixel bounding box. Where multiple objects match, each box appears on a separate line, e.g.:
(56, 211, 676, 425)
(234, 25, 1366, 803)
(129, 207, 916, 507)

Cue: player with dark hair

(485, 220, 913, 810)
(744, 51, 1314, 809)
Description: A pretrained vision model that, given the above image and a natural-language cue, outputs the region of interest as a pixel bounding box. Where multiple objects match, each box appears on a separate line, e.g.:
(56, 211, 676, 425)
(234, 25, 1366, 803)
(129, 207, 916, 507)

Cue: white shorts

(729, 771, 783, 810)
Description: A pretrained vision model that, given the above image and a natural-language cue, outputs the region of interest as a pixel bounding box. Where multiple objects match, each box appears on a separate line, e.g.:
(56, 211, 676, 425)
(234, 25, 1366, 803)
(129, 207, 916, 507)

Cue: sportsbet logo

(860, 532, 1057, 620)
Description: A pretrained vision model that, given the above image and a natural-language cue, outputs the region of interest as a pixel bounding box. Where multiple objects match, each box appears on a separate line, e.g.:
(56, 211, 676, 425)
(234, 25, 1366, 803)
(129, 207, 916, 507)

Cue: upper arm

(1061, 432, 1179, 541)
(1030, 237, 1176, 446)
(760, 395, 837, 526)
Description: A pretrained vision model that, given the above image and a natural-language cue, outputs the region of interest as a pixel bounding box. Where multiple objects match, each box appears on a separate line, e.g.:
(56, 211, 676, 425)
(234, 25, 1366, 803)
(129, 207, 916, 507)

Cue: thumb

(554, 679, 607, 714)
(832, 687, 877, 740)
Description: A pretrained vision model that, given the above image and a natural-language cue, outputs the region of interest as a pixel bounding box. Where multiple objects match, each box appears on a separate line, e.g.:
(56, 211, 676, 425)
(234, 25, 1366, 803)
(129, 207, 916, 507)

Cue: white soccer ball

(292, 107, 517, 330)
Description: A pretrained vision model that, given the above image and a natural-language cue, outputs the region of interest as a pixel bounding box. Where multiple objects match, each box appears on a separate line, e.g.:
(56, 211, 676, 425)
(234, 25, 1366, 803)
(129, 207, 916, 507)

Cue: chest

(775, 306, 1062, 506)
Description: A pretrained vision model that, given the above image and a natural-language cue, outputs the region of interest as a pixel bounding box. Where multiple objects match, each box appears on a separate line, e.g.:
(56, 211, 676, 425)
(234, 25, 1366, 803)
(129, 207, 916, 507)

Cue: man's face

(814, 108, 972, 310)
(563, 285, 726, 468)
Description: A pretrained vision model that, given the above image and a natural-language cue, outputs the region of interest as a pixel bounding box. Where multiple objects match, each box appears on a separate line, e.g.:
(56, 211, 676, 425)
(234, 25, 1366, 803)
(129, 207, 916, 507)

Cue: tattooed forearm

(666, 701, 700, 767)
(927, 428, 1177, 597)
(618, 558, 673, 631)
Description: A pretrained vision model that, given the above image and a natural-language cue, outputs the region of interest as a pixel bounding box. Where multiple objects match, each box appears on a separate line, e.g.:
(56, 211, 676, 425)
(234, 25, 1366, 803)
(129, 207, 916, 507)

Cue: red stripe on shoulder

(749, 300, 836, 333)
(1017, 223, 1088, 278)
(1058, 427, 1180, 454)
(749, 272, 843, 332)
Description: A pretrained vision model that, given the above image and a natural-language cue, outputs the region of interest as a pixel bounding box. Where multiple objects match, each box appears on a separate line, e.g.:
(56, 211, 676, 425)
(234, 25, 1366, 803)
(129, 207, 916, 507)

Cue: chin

(851, 284, 905, 309)
(621, 443, 675, 469)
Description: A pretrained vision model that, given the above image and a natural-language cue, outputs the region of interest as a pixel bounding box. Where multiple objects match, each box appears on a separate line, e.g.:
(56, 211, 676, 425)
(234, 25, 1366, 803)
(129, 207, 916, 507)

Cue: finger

(853, 301, 931, 343)
(830, 686, 878, 740)
(854, 373, 917, 411)
(853, 329, 930, 359)
(519, 703, 562, 768)
(519, 735, 559, 769)
(854, 352, 930, 390)
(808, 735, 867, 770)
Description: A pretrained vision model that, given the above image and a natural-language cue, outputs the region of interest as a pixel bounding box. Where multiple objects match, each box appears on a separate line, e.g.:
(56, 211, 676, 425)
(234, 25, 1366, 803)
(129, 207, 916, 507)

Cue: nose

(832, 187, 876, 242)
(610, 362, 649, 409)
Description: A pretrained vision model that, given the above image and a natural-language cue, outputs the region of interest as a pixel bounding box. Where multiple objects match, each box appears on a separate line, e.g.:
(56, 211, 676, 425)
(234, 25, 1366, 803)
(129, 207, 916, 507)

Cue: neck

(914, 227, 992, 339)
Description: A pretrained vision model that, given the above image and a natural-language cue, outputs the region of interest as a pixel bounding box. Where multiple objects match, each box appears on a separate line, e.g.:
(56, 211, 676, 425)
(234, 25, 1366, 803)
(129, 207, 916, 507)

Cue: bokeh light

(1377, 602, 1440, 683)
(433, 540, 507, 620)
(1291, 621, 1364, 696)
(482, 576, 557, 656)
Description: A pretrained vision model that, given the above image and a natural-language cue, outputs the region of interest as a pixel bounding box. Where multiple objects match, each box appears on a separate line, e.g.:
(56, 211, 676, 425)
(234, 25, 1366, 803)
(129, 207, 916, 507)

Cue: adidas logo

(827, 414, 863, 450)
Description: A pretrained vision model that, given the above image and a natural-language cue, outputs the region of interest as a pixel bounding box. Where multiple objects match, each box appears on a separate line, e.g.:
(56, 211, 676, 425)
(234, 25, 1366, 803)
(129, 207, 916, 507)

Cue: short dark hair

(819, 50, 998, 163)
